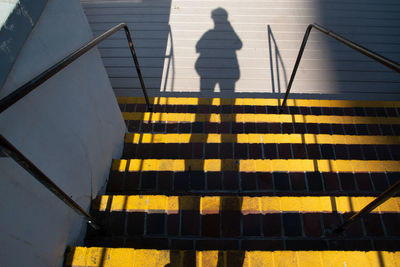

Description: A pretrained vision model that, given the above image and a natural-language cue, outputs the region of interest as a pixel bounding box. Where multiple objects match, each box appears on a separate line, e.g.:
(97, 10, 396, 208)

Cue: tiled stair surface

(65, 97, 400, 266)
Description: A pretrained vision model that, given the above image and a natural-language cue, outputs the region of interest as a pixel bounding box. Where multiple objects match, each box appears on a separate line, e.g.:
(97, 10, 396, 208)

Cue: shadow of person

(195, 8, 242, 95)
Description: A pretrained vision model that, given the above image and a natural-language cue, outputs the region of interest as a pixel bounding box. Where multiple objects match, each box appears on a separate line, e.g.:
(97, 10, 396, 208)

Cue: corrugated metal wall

(81, 0, 400, 100)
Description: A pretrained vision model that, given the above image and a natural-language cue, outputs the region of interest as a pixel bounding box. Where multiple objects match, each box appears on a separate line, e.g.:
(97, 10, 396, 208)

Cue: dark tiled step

(106, 171, 399, 196)
(122, 143, 399, 160)
(126, 121, 400, 136)
(85, 211, 400, 251)
(121, 103, 398, 118)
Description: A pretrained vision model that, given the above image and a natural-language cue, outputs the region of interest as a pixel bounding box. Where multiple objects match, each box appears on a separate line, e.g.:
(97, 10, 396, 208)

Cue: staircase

(65, 96, 400, 266)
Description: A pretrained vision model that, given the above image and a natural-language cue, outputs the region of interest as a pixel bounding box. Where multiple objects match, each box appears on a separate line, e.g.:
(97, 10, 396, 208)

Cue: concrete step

(65, 247, 400, 266)
(82, 195, 400, 250)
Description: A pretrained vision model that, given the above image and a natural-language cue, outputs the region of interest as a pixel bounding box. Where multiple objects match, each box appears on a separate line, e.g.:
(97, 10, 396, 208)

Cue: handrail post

(123, 25, 153, 112)
(279, 24, 313, 113)
(0, 135, 100, 230)
(334, 180, 400, 235)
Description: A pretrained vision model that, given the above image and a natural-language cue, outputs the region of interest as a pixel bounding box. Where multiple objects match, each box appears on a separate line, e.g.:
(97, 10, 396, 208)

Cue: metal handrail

(278, 23, 400, 235)
(279, 23, 400, 112)
(0, 23, 152, 230)
(0, 23, 152, 113)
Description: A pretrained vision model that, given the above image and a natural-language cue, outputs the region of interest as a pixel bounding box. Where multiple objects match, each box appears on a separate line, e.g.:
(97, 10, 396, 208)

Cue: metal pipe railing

(0, 23, 152, 230)
(0, 135, 100, 230)
(279, 23, 400, 113)
(0, 23, 152, 113)
(334, 180, 400, 235)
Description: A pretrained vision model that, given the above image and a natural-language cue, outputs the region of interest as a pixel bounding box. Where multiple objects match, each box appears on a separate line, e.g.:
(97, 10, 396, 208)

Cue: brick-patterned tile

(255, 105, 266, 113)
(339, 173, 356, 191)
(190, 171, 205, 190)
(243, 214, 262, 236)
(257, 173, 273, 190)
(290, 172, 307, 191)
(187, 105, 197, 113)
(205, 122, 217, 133)
(128, 120, 141, 132)
(109, 212, 126, 236)
(147, 214, 166, 235)
(382, 213, 400, 236)
(248, 144, 262, 159)
(244, 123, 256, 133)
(166, 123, 179, 133)
(223, 172, 239, 190)
(151, 143, 165, 159)
(390, 145, 400, 160)
(368, 124, 381, 135)
(348, 145, 363, 159)
(205, 144, 219, 158)
(356, 124, 368, 135)
(202, 214, 220, 237)
(334, 144, 349, 159)
(306, 123, 319, 134)
(221, 211, 241, 237)
(232, 123, 244, 134)
(234, 143, 248, 159)
(220, 143, 233, 159)
(158, 172, 173, 192)
(136, 143, 151, 158)
(323, 172, 340, 192)
(322, 213, 341, 231)
(207, 172, 222, 190)
(281, 123, 294, 134)
(192, 122, 204, 133)
(274, 172, 290, 191)
(241, 172, 257, 191)
(283, 213, 302, 237)
(343, 107, 354, 116)
(167, 214, 180, 235)
(179, 144, 192, 159)
(123, 144, 137, 158)
(370, 173, 389, 192)
(354, 173, 372, 191)
(165, 105, 176, 113)
(380, 124, 394, 135)
(375, 145, 392, 160)
(300, 107, 311, 115)
(342, 213, 364, 237)
(141, 172, 157, 191)
(221, 105, 232, 114)
(386, 172, 400, 186)
(293, 123, 307, 134)
(374, 239, 400, 251)
(363, 214, 384, 236)
(141, 123, 153, 133)
(331, 124, 345, 135)
(307, 172, 323, 192)
(127, 213, 145, 235)
(320, 144, 335, 159)
(192, 143, 204, 159)
(263, 144, 277, 159)
(278, 144, 292, 159)
(269, 123, 281, 133)
(267, 105, 278, 114)
(343, 124, 357, 135)
(303, 213, 322, 237)
(107, 171, 124, 193)
(361, 145, 376, 160)
(289, 106, 300, 114)
(174, 172, 189, 191)
(179, 123, 191, 133)
(218, 122, 231, 133)
(291, 144, 307, 159)
(124, 172, 140, 191)
(256, 123, 269, 133)
(181, 211, 200, 236)
(262, 214, 281, 237)
(164, 144, 180, 159)
(318, 124, 331, 134)
(153, 123, 165, 133)
(306, 144, 321, 159)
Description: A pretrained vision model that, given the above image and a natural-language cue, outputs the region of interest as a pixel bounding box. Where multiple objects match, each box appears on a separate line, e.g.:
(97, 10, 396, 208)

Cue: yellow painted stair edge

(117, 96, 400, 108)
(122, 112, 400, 125)
(92, 195, 400, 214)
(111, 159, 400, 173)
(125, 133, 400, 145)
(65, 247, 400, 267)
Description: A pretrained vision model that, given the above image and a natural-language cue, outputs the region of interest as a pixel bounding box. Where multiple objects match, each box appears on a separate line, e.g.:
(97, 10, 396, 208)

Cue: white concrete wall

(0, 0, 126, 266)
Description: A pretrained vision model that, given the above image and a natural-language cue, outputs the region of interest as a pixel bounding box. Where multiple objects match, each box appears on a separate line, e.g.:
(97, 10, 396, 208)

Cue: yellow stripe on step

(125, 133, 400, 145)
(111, 159, 400, 173)
(122, 112, 400, 125)
(65, 247, 400, 267)
(117, 96, 400, 108)
(92, 195, 400, 214)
